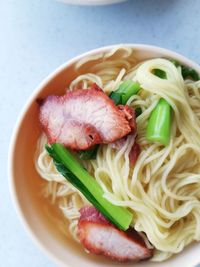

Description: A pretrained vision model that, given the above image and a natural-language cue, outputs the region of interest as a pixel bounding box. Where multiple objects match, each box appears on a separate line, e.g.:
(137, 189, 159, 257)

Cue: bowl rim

(8, 43, 200, 267)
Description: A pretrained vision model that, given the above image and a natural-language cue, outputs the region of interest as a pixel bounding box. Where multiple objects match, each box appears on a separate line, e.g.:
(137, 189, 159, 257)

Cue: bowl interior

(10, 44, 200, 267)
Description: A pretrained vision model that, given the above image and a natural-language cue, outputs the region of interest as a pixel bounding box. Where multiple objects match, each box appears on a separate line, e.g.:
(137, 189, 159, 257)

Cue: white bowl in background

(59, 0, 127, 5)
(9, 44, 200, 267)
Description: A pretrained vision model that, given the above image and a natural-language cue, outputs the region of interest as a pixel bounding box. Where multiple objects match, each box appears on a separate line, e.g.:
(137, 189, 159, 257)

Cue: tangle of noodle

(35, 46, 200, 262)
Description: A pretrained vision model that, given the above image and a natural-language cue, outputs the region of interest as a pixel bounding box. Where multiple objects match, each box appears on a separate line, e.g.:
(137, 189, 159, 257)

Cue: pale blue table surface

(1, 0, 200, 266)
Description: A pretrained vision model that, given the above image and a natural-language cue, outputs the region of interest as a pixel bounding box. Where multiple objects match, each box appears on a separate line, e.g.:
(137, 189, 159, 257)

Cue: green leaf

(46, 144, 133, 231)
(181, 65, 200, 81)
(170, 59, 200, 81)
(153, 69, 167, 79)
(77, 145, 99, 160)
(135, 107, 142, 117)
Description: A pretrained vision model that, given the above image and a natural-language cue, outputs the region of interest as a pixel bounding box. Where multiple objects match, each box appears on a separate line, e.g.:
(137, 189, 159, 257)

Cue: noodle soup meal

(35, 46, 200, 263)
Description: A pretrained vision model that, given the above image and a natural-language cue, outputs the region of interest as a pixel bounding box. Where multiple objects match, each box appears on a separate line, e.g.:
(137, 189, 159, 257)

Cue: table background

(1, 0, 200, 266)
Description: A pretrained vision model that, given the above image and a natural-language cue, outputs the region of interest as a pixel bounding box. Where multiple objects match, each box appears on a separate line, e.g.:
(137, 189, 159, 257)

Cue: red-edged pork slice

(129, 142, 140, 166)
(78, 206, 153, 262)
(39, 84, 136, 150)
(118, 104, 136, 131)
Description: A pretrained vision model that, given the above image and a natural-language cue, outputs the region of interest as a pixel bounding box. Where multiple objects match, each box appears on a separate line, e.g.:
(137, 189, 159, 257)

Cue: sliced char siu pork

(39, 84, 136, 150)
(78, 206, 153, 262)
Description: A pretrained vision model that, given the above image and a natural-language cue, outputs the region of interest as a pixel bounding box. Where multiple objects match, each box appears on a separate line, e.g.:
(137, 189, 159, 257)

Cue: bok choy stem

(46, 143, 133, 231)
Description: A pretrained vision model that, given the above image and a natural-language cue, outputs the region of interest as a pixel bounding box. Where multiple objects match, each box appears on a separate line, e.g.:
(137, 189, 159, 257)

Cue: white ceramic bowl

(59, 0, 127, 5)
(9, 44, 200, 267)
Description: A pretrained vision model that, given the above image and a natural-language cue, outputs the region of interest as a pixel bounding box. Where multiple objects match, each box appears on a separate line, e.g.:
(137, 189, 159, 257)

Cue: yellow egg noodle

(35, 47, 200, 262)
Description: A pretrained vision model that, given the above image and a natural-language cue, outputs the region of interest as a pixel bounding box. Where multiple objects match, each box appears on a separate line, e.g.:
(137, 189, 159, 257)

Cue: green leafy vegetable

(153, 69, 167, 79)
(77, 145, 99, 160)
(46, 143, 133, 231)
(110, 80, 140, 105)
(181, 65, 200, 81)
(170, 59, 180, 67)
(135, 107, 142, 117)
(146, 99, 171, 146)
(171, 59, 200, 81)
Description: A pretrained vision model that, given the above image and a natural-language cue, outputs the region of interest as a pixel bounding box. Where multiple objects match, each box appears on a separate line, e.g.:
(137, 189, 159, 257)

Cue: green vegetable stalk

(147, 68, 172, 146)
(46, 143, 133, 231)
(146, 99, 171, 146)
(110, 80, 140, 105)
